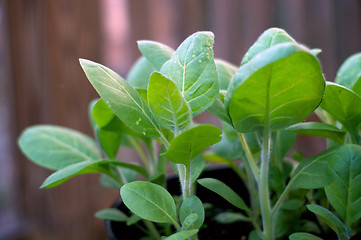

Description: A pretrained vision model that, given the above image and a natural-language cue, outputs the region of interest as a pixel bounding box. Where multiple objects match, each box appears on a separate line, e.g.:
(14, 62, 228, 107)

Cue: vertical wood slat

(8, 1, 117, 239)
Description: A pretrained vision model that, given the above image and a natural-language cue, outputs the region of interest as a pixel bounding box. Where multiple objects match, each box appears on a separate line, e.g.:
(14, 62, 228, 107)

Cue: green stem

(237, 132, 260, 182)
(143, 219, 161, 240)
(129, 138, 152, 175)
(177, 164, 192, 200)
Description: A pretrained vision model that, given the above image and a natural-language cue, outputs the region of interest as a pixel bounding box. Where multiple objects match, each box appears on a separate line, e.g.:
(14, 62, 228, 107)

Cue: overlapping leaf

(138, 40, 174, 70)
(335, 52, 361, 96)
(126, 56, 156, 89)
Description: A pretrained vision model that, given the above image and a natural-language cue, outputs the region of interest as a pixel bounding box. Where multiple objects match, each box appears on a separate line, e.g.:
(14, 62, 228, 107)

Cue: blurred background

(0, 0, 360, 239)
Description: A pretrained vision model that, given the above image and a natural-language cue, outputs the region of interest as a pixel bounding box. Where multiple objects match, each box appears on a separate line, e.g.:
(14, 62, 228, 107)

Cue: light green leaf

(164, 229, 198, 240)
(120, 181, 177, 224)
(226, 43, 325, 133)
(241, 27, 296, 65)
(307, 204, 350, 240)
(207, 91, 232, 125)
(148, 72, 192, 131)
(138, 40, 174, 70)
(324, 144, 361, 227)
(197, 178, 250, 212)
(126, 56, 155, 89)
(40, 159, 148, 188)
(181, 213, 198, 231)
(215, 59, 237, 90)
(320, 82, 361, 138)
(335, 52, 361, 96)
(179, 195, 204, 230)
(289, 232, 324, 240)
(190, 155, 205, 184)
(95, 208, 128, 222)
(286, 122, 346, 144)
(161, 125, 222, 165)
(79, 59, 165, 140)
(160, 31, 219, 115)
(18, 125, 101, 170)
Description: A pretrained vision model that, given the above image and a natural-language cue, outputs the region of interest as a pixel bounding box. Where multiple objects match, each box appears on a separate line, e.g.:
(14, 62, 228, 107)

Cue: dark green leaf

(138, 40, 174, 70)
(197, 178, 250, 212)
(289, 232, 324, 240)
(324, 144, 361, 227)
(161, 125, 222, 165)
(226, 43, 325, 133)
(215, 212, 249, 224)
(164, 230, 198, 240)
(120, 181, 177, 224)
(335, 52, 361, 96)
(18, 125, 101, 170)
(95, 208, 128, 222)
(286, 122, 346, 144)
(179, 195, 204, 230)
(160, 31, 219, 115)
(148, 72, 192, 131)
(241, 27, 296, 65)
(126, 56, 155, 89)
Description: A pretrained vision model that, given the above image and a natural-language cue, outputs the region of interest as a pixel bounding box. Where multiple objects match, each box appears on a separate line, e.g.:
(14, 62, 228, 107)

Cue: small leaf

(95, 208, 128, 222)
(148, 72, 192, 131)
(324, 144, 361, 227)
(207, 91, 232, 125)
(197, 178, 250, 212)
(126, 56, 156, 89)
(241, 27, 296, 65)
(138, 40, 175, 70)
(181, 213, 198, 230)
(18, 125, 101, 170)
(120, 181, 177, 224)
(79, 59, 165, 139)
(289, 232, 324, 240)
(164, 229, 198, 240)
(335, 52, 361, 96)
(307, 204, 350, 239)
(161, 125, 222, 165)
(160, 31, 219, 115)
(215, 59, 237, 90)
(286, 122, 346, 144)
(215, 212, 249, 224)
(179, 195, 204, 230)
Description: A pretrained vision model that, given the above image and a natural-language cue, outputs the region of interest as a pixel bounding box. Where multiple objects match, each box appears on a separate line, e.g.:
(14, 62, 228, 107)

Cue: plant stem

(129, 137, 152, 175)
(143, 219, 161, 240)
(237, 132, 260, 182)
(177, 164, 192, 200)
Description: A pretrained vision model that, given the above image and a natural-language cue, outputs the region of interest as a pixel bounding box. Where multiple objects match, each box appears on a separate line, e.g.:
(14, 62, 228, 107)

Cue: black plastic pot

(104, 167, 252, 240)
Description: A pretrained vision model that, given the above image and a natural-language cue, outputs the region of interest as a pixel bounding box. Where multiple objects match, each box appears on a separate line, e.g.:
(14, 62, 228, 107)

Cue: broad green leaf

(335, 52, 361, 96)
(95, 127, 122, 159)
(18, 125, 101, 170)
(120, 181, 177, 224)
(241, 27, 296, 65)
(215, 59, 237, 90)
(126, 56, 155, 89)
(289, 146, 340, 189)
(160, 31, 219, 115)
(289, 232, 324, 240)
(40, 159, 148, 188)
(148, 72, 192, 131)
(179, 195, 204, 230)
(138, 40, 174, 70)
(79, 59, 165, 139)
(215, 212, 249, 224)
(324, 144, 361, 227)
(181, 214, 198, 230)
(164, 230, 198, 240)
(320, 82, 361, 137)
(95, 208, 128, 222)
(197, 178, 250, 212)
(161, 125, 222, 165)
(307, 204, 350, 240)
(226, 43, 325, 133)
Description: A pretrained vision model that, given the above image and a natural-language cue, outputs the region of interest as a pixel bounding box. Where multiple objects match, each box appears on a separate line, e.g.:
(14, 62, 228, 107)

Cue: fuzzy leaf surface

(179, 195, 204, 230)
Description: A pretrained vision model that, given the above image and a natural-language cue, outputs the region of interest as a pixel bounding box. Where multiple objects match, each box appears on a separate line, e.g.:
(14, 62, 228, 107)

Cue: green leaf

(95, 127, 122, 159)
(190, 155, 205, 183)
(95, 208, 129, 222)
(289, 232, 324, 240)
(324, 144, 361, 227)
(307, 204, 350, 239)
(286, 122, 346, 144)
(181, 214, 198, 231)
(225, 43, 325, 133)
(164, 229, 198, 240)
(215, 59, 237, 90)
(335, 52, 361, 96)
(79, 59, 165, 139)
(138, 40, 174, 70)
(272, 129, 297, 163)
(197, 178, 250, 212)
(160, 31, 219, 115)
(161, 125, 222, 165)
(289, 147, 341, 189)
(18, 125, 101, 170)
(120, 181, 177, 224)
(126, 56, 156, 89)
(215, 212, 249, 224)
(207, 91, 232, 125)
(148, 72, 192, 131)
(179, 195, 204, 230)
(241, 27, 296, 65)
(40, 159, 148, 188)
(320, 82, 361, 136)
